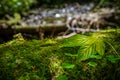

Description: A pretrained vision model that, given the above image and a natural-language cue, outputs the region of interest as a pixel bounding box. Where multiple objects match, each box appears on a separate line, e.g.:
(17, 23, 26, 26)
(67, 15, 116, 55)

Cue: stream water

(21, 3, 95, 27)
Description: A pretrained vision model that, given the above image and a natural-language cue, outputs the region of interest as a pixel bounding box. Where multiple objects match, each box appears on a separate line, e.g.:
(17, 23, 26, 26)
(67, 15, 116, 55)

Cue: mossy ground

(0, 31, 120, 80)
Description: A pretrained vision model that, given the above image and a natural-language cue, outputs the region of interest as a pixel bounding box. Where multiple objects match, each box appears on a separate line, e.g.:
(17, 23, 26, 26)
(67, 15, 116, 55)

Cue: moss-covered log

(0, 23, 67, 39)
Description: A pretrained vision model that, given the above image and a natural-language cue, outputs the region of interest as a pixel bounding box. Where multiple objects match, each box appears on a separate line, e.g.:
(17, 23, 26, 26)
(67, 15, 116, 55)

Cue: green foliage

(7, 13, 21, 25)
(55, 75, 68, 80)
(0, 29, 120, 80)
(87, 61, 97, 67)
(62, 33, 107, 61)
(0, 0, 36, 15)
(93, 0, 120, 9)
(61, 34, 88, 47)
(78, 33, 106, 61)
(61, 29, 120, 61)
(106, 55, 119, 63)
(62, 63, 75, 69)
(116, 0, 120, 7)
(0, 13, 21, 23)
(0, 13, 22, 29)
(89, 55, 102, 59)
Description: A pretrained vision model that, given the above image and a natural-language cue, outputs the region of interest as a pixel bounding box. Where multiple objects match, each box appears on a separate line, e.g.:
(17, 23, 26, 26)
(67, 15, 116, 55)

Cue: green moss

(0, 30, 120, 80)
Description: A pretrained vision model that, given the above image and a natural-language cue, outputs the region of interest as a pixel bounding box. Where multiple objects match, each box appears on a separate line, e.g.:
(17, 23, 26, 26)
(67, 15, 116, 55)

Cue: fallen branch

(57, 32, 77, 39)
(57, 28, 98, 39)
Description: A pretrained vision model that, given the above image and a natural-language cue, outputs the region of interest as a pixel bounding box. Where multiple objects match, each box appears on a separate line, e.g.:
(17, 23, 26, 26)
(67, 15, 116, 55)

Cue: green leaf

(89, 55, 102, 59)
(77, 33, 106, 61)
(88, 62, 97, 67)
(65, 53, 78, 57)
(77, 40, 97, 61)
(106, 55, 118, 63)
(61, 34, 87, 47)
(95, 39, 105, 56)
(62, 63, 75, 69)
(55, 75, 68, 80)
(92, 33, 106, 56)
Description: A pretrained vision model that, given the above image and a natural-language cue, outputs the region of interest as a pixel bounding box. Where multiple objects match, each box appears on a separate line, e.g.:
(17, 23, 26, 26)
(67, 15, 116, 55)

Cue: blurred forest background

(0, 0, 120, 16)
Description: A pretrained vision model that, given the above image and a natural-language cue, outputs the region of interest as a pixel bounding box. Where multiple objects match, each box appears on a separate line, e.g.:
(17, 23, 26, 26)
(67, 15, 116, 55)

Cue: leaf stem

(106, 41, 120, 57)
